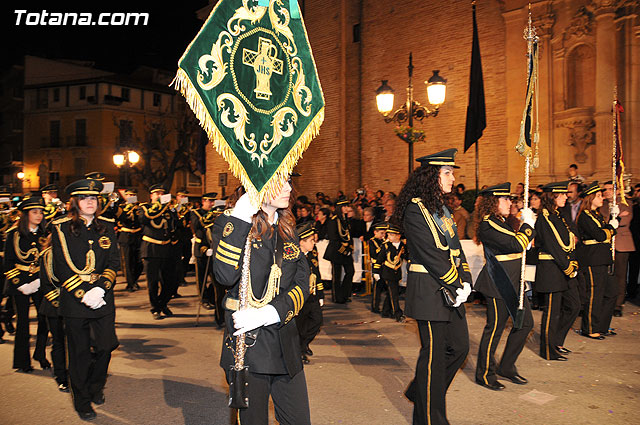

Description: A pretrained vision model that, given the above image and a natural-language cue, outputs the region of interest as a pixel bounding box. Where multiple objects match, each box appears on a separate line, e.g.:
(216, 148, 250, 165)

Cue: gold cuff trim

(495, 253, 523, 261)
(142, 235, 170, 245)
(219, 240, 241, 253)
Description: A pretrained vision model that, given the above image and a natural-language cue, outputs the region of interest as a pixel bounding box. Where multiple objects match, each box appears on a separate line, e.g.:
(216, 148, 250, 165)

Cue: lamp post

(113, 149, 140, 187)
(376, 53, 447, 176)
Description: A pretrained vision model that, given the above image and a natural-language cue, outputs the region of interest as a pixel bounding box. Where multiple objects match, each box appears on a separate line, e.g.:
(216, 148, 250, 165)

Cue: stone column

(593, 1, 617, 180)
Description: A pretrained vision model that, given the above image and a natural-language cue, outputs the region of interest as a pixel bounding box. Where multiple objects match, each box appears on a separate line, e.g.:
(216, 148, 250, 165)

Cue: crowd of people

(1, 157, 639, 423)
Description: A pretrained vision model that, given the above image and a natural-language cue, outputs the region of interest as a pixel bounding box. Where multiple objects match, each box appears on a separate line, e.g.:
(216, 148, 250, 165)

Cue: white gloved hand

(232, 305, 280, 336)
(17, 284, 30, 295)
(609, 218, 619, 229)
(609, 204, 620, 217)
(319, 299, 324, 307)
(206, 248, 213, 257)
(373, 274, 380, 281)
(82, 287, 106, 309)
(230, 193, 260, 223)
(520, 207, 536, 228)
(18, 279, 40, 295)
(453, 282, 472, 307)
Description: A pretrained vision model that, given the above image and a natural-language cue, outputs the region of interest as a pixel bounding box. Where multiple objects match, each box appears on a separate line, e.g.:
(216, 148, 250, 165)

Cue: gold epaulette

(223, 209, 232, 216)
(98, 216, 115, 223)
(52, 216, 72, 225)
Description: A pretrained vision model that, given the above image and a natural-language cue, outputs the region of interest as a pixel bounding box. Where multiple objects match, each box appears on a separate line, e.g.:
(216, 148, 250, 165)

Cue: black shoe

(126, 286, 135, 292)
(92, 392, 105, 405)
(498, 373, 528, 385)
(5, 320, 15, 334)
(585, 333, 605, 340)
(396, 315, 406, 323)
(36, 359, 51, 370)
(551, 355, 568, 361)
(346, 298, 352, 303)
(161, 306, 174, 317)
(613, 310, 622, 317)
(16, 366, 34, 373)
(475, 379, 505, 391)
(203, 302, 215, 310)
(603, 330, 617, 336)
(58, 382, 70, 393)
(0, 337, 4, 344)
(371, 308, 381, 314)
(152, 312, 162, 320)
(304, 347, 313, 356)
(557, 347, 572, 354)
(77, 407, 97, 421)
(133, 283, 141, 290)
(302, 354, 310, 364)
(172, 293, 183, 299)
(381, 312, 391, 318)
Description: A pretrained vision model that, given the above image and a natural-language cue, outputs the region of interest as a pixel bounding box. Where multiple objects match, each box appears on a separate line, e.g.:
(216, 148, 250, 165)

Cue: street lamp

(376, 52, 447, 175)
(113, 149, 139, 187)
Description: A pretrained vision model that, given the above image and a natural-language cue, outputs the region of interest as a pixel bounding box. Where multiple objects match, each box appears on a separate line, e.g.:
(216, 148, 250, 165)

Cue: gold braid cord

(234, 233, 253, 371)
(248, 263, 282, 308)
(55, 225, 96, 275)
(14, 233, 40, 263)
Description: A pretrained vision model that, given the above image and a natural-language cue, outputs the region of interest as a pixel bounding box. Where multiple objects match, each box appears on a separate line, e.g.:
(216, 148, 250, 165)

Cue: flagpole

(611, 87, 618, 262)
(475, 142, 479, 191)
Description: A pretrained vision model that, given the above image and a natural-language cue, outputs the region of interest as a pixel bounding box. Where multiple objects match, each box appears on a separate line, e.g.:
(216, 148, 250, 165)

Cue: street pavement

(1, 274, 639, 425)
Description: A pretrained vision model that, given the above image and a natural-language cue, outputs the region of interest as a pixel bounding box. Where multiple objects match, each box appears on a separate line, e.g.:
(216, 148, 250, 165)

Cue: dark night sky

(3, 1, 211, 74)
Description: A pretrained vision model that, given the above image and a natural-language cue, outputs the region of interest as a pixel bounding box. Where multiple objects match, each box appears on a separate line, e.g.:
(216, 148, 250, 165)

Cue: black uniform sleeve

(536, 211, 576, 276)
(478, 217, 536, 254)
(3, 229, 30, 288)
(404, 202, 464, 289)
(374, 242, 387, 273)
(270, 247, 310, 325)
(94, 220, 120, 292)
(213, 215, 252, 286)
(578, 211, 616, 242)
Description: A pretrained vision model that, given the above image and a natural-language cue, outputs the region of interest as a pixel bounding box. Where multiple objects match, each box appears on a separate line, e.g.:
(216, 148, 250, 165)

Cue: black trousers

(382, 278, 402, 318)
(227, 370, 311, 425)
(371, 278, 385, 311)
(120, 240, 143, 289)
(407, 314, 469, 425)
(64, 313, 118, 412)
(598, 271, 618, 333)
(539, 282, 580, 359)
(581, 266, 607, 335)
(627, 250, 640, 299)
(331, 261, 354, 303)
(297, 298, 323, 350)
(144, 257, 175, 312)
(476, 297, 533, 385)
(46, 315, 68, 384)
(12, 292, 48, 369)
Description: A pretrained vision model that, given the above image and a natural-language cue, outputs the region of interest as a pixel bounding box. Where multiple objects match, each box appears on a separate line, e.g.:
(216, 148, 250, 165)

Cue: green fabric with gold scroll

(173, 0, 324, 206)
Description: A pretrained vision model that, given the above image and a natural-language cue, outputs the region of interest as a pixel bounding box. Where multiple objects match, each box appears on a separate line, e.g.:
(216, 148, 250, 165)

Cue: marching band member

(51, 179, 119, 420)
(374, 223, 407, 322)
(473, 183, 535, 391)
(117, 189, 143, 292)
(535, 181, 581, 361)
(576, 182, 617, 339)
(369, 222, 388, 313)
(324, 198, 354, 304)
(394, 149, 472, 425)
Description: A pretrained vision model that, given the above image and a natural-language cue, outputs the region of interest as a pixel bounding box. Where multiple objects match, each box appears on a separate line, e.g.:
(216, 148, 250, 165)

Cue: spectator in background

(447, 193, 470, 239)
(297, 204, 314, 225)
(559, 181, 582, 234)
(514, 183, 525, 199)
(315, 207, 331, 241)
(384, 198, 396, 222)
(568, 163, 585, 184)
(455, 184, 466, 196)
(362, 207, 376, 241)
(628, 184, 640, 300)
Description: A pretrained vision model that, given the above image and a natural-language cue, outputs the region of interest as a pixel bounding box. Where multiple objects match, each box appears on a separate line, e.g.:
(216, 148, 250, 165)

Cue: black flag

(463, 3, 486, 153)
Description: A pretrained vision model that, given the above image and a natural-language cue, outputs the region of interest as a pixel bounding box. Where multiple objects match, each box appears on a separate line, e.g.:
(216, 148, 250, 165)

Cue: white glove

(18, 279, 40, 295)
(373, 274, 380, 281)
(610, 204, 620, 217)
(82, 287, 106, 309)
(232, 305, 280, 336)
(609, 218, 619, 229)
(520, 207, 536, 228)
(319, 299, 324, 307)
(230, 193, 259, 223)
(453, 282, 472, 307)
(206, 248, 213, 257)
(17, 284, 30, 295)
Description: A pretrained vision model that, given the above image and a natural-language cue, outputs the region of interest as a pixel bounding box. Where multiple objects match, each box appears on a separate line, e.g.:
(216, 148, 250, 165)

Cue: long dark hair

(472, 195, 499, 244)
(540, 192, 561, 213)
(392, 165, 444, 231)
(250, 188, 297, 243)
(576, 192, 598, 221)
(68, 196, 106, 236)
(18, 209, 45, 237)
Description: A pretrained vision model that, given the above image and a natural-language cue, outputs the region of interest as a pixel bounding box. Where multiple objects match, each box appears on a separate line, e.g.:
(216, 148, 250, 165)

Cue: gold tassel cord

(172, 69, 324, 208)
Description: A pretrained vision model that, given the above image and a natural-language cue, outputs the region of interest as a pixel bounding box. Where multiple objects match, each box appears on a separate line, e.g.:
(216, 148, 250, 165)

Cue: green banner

(173, 0, 324, 206)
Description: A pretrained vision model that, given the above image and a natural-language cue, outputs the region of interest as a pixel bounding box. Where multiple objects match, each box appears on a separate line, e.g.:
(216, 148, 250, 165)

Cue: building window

(153, 93, 161, 107)
(119, 120, 133, 146)
(79, 86, 86, 100)
(75, 119, 87, 146)
(53, 88, 60, 102)
(74, 157, 87, 177)
(37, 89, 48, 109)
(121, 87, 130, 102)
(353, 23, 360, 43)
(50, 120, 60, 147)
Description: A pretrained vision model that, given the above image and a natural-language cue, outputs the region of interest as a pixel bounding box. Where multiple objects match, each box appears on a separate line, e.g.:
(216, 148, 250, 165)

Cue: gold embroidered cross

(242, 37, 283, 100)
(441, 216, 456, 238)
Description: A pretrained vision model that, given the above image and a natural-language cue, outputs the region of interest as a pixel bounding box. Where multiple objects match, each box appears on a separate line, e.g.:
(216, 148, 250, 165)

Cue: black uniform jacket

(375, 240, 407, 282)
(474, 215, 535, 299)
(323, 214, 353, 265)
(214, 214, 310, 377)
(138, 202, 175, 259)
(3, 226, 43, 296)
(51, 216, 120, 318)
(116, 203, 142, 244)
(576, 209, 615, 267)
(38, 246, 60, 317)
(368, 237, 384, 275)
(305, 246, 324, 302)
(403, 199, 472, 321)
(534, 208, 578, 293)
(191, 208, 216, 258)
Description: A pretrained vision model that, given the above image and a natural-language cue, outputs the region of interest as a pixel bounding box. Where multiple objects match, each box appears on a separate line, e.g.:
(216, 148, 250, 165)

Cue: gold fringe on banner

(172, 69, 324, 208)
